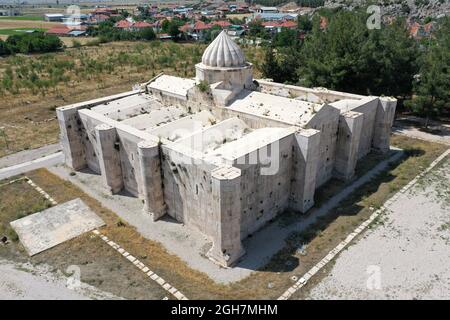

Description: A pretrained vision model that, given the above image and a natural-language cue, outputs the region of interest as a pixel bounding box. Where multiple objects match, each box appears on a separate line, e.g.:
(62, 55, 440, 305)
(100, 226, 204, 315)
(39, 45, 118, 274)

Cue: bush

(138, 27, 156, 41)
(0, 39, 10, 56)
(197, 80, 210, 93)
(71, 39, 82, 48)
(5, 32, 63, 55)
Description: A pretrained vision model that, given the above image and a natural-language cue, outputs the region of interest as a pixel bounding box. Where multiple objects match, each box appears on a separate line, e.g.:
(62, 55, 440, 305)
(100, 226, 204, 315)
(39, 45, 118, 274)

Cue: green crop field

(0, 28, 47, 36)
(0, 16, 44, 21)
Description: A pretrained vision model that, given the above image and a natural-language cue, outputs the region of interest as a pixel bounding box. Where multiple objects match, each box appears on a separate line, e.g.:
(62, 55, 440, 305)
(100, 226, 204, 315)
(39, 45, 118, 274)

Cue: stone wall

(234, 133, 294, 238)
(305, 104, 340, 187)
(160, 144, 218, 237)
(351, 97, 379, 159)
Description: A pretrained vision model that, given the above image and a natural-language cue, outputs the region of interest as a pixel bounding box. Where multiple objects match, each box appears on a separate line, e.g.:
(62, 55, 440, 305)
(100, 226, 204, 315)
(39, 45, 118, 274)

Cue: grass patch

(0, 178, 51, 246)
(0, 174, 169, 300)
(0, 28, 46, 36)
(0, 16, 44, 21)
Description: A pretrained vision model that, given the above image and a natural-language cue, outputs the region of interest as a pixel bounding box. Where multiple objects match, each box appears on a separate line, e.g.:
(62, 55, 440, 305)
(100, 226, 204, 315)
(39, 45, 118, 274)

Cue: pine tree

(407, 17, 450, 127)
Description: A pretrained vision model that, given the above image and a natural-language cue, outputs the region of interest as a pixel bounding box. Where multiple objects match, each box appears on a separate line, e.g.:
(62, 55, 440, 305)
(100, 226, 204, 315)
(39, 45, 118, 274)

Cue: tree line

(0, 32, 63, 56)
(261, 10, 449, 124)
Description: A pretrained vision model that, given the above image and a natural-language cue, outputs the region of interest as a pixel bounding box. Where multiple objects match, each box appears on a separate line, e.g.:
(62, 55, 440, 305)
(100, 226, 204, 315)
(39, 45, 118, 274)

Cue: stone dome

(201, 30, 246, 68)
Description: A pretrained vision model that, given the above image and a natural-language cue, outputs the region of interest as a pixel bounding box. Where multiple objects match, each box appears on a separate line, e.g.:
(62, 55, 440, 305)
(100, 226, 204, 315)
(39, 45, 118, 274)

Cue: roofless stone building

(57, 31, 396, 267)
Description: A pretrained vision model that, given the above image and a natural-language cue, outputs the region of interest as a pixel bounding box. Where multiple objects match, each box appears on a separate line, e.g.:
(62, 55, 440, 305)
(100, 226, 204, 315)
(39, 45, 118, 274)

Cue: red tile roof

(115, 19, 133, 28)
(408, 22, 420, 38)
(261, 21, 279, 27)
(91, 14, 109, 23)
(279, 20, 296, 28)
(46, 26, 71, 35)
(180, 23, 192, 32)
(423, 22, 434, 33)
(133, 21, 153, 28)
(320, 16, 328, 30)
(210, 20, 232, 28)
(194, 20, 210, 30)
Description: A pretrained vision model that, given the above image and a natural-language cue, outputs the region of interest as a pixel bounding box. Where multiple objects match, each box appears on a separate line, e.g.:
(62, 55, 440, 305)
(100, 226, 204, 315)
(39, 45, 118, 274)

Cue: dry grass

(0, 19, 59, 30)
(60, 36, 99, 47)
(0, 179, 51, 247)
(0, 41, 263, 158)
(0, 175, 169, 299)
(2, 135, 441, 300)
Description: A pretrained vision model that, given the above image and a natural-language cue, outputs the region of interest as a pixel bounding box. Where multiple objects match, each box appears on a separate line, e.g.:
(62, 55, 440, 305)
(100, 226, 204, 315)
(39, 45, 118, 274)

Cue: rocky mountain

(324, 0, 449, 19)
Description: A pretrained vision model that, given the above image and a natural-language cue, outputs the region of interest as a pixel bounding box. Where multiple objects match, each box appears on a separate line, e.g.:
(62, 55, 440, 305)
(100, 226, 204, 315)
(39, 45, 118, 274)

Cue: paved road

(393, 117, 450, 146)
(0, 151, 64, 180)
(0, 143, 61, 169)
(306, 156, 450, 300)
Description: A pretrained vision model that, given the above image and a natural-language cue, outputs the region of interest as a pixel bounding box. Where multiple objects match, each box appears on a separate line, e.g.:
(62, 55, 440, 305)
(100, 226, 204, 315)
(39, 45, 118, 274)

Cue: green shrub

(197, 80, 210, 93)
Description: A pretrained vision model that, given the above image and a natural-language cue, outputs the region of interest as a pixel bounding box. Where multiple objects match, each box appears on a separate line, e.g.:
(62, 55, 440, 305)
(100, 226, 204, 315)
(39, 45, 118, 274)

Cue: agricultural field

(0, 18, 59, 30)
(0, 28, 47, 36)
(0, 16, 44, 21)
(0, 40, 263, 158)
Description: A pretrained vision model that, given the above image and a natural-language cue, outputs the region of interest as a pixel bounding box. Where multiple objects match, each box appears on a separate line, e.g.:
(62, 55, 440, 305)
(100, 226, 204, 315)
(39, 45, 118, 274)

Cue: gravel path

(393, 117, 450, 146)
(0, 143, 61, 169)
(307, 156, 450, 300)
(0, 259, 120, 300)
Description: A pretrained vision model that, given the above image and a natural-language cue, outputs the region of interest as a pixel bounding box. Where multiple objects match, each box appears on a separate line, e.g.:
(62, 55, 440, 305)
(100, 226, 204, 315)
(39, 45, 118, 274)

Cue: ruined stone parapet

(137, 140, 166, 221)
(56, 106, 87, 170)
(373, 97, 397, 153)
(334, 111, 364, 181)
(95, 124, 123, 194)
(290, 129, 321, 213)
(208, 166, 245, 267)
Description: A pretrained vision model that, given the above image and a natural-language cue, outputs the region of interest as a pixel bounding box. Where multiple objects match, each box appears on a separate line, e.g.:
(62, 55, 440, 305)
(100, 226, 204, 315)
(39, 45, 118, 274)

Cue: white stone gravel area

(306, 156, 450, 300)
(0, 259, 120, 300)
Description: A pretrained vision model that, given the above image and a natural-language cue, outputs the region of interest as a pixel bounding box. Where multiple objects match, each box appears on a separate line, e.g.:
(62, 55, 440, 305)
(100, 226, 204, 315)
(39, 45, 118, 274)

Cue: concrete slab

(10, 198, 105, 256)
(148, 75, 196, 99)
(228, 90, 321, 126)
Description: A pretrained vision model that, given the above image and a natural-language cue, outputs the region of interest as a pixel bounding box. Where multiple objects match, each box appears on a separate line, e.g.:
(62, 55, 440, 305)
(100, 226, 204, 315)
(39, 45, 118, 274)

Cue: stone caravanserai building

(57, 31, 396, 267)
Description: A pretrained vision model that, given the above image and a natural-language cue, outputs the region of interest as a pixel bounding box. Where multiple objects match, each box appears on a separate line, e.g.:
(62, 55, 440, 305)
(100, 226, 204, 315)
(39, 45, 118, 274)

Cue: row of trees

(0, 32, 63, 56)
(261, 10, 449, 122)
(88, 20, 156, 42)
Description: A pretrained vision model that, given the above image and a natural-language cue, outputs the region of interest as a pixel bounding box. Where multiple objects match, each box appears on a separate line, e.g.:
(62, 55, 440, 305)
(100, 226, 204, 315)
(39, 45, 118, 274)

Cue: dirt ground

(0, 19, 59, 30)
(0, 259, 120, 300)
(1, 135, 446, 299)
(303, 156, 450, 299)
(0, 177, 170, 300)
(0, 41, 263, 158)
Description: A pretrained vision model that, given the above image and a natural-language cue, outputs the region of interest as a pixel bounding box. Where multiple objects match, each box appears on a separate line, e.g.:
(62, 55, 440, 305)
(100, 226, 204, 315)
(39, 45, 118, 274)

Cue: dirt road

(306, 156, 450, 299)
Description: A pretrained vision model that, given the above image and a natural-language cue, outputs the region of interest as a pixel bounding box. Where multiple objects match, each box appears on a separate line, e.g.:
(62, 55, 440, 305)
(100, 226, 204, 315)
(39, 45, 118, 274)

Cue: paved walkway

(0, 152, 63, 181)
(393, 117, 450, 146)
(0, 143, 61, 169)
(305, 154, 450, 300)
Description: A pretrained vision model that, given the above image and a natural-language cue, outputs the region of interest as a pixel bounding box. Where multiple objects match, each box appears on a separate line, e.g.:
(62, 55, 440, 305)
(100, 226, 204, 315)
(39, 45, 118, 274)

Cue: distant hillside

(247, 0, 325, 8)
(324, 0, 449, 19)
(250, 0, 449, 19)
